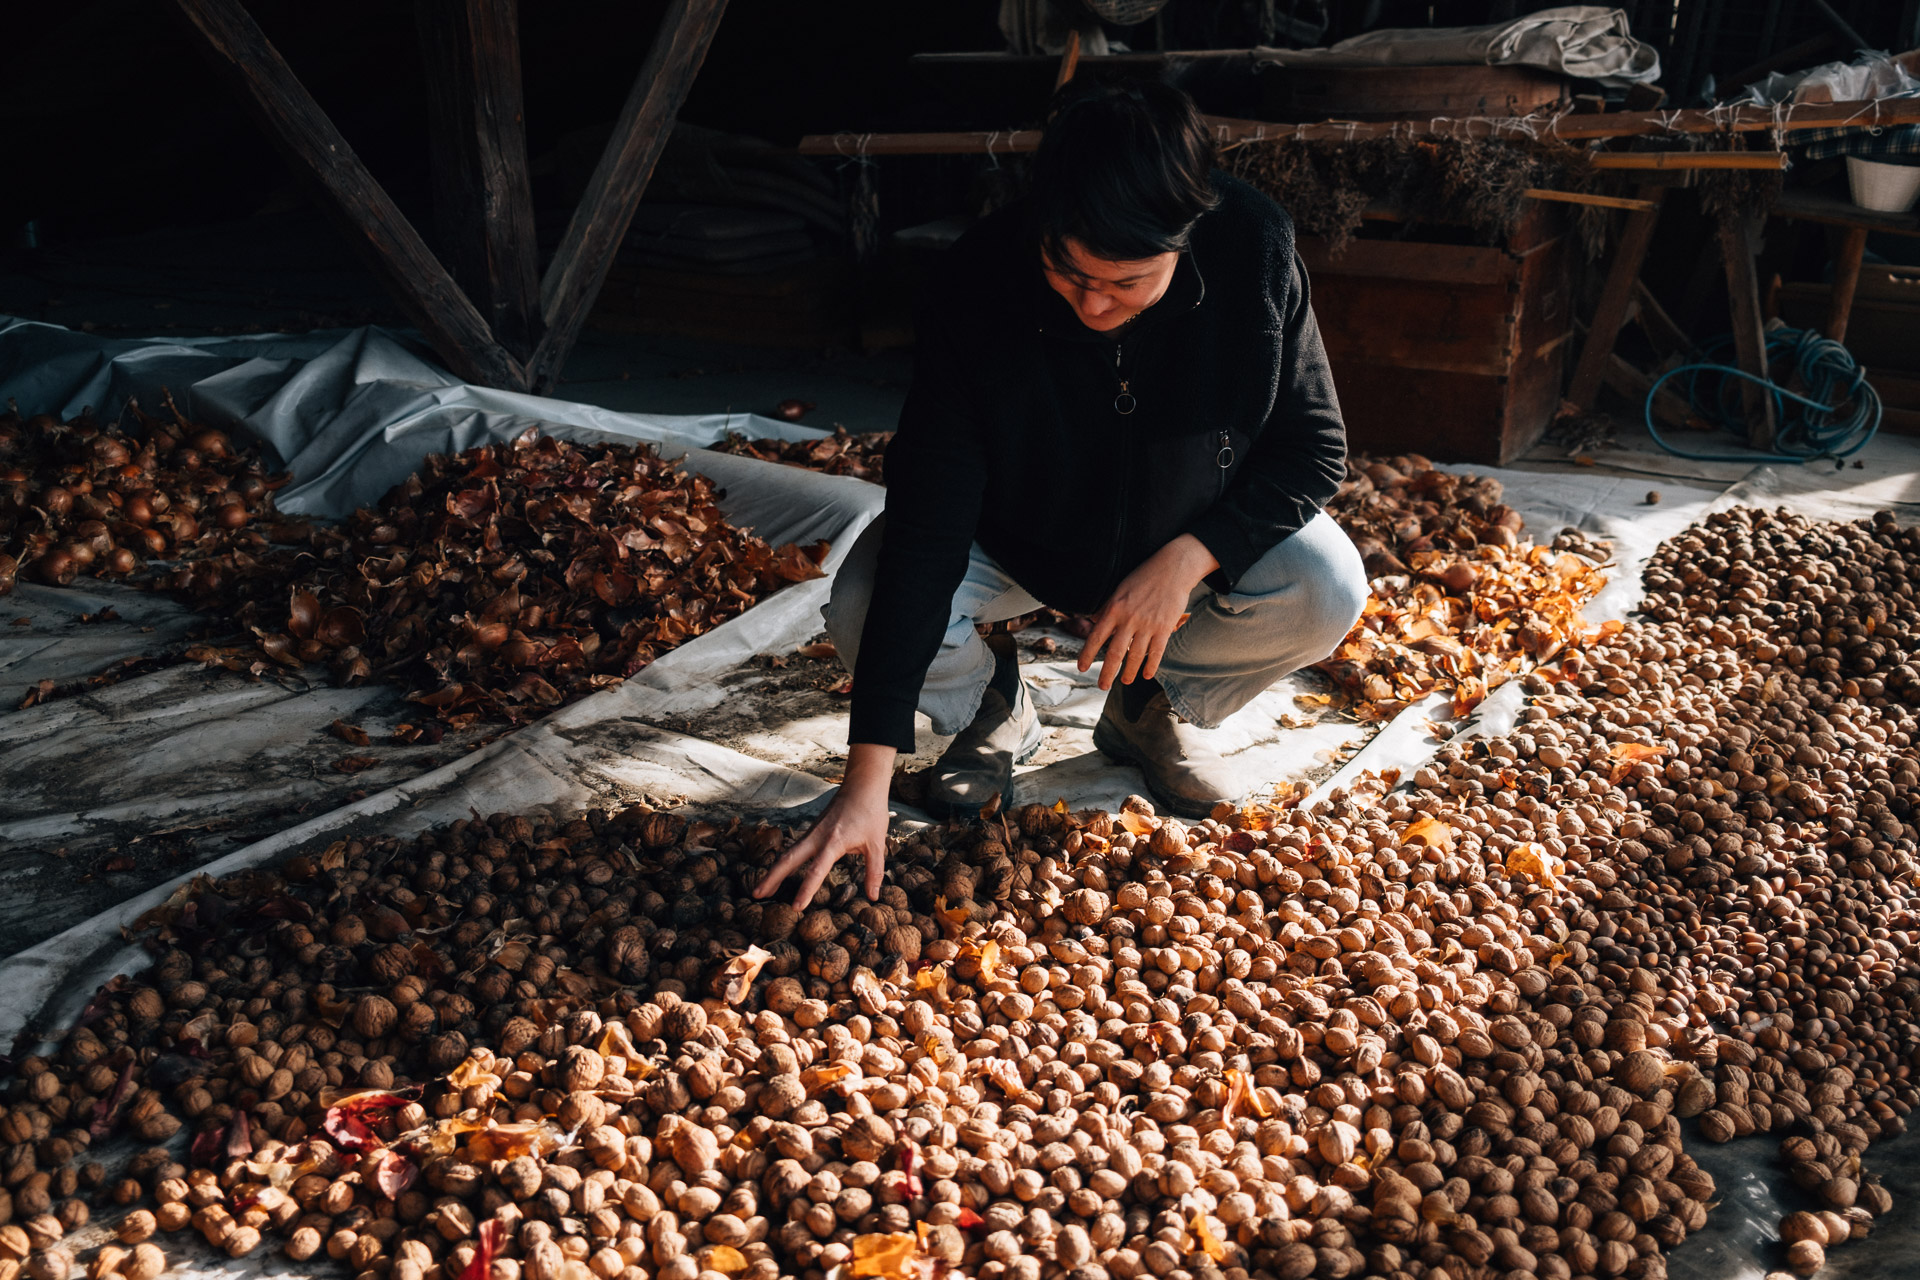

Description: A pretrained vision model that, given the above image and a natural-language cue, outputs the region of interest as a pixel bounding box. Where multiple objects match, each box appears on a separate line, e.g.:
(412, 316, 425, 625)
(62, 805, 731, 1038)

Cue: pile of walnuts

(4, 507, 1918, 1280)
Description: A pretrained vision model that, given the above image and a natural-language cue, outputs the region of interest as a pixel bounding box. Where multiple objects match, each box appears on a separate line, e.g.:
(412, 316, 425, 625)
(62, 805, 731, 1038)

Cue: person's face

(1041, 237, 1179, 333)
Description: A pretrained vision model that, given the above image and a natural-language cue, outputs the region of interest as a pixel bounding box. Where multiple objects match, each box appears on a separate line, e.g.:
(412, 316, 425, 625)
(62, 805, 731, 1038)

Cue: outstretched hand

(1079, 533, 1219, 691)
(752, 742, 897, 908)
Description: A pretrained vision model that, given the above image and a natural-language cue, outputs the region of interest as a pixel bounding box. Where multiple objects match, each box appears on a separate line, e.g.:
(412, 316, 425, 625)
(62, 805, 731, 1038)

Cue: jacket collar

(1032, 240, 1207, 342)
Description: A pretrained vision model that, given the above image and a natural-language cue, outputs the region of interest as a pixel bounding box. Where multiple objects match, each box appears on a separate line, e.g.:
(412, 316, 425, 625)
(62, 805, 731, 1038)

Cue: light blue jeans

(824, 511, 1368, 735)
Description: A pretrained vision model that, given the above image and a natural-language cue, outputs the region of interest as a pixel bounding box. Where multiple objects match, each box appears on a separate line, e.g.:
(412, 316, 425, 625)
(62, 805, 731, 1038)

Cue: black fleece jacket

(849, 172, 1347, 752)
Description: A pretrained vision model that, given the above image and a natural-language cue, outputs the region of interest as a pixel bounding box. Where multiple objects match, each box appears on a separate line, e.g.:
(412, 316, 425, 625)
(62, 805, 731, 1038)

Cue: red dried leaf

(364, 1147, 418, 1199)
(458, 1220, 505, 1280)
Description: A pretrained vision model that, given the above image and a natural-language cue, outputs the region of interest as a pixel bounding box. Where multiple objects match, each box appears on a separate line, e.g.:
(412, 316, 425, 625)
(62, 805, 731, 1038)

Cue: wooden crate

(1300, 211, 1573, 466)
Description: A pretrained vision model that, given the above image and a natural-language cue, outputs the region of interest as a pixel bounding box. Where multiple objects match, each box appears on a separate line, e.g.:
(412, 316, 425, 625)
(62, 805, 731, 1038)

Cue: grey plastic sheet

(0, 315, 820, 519)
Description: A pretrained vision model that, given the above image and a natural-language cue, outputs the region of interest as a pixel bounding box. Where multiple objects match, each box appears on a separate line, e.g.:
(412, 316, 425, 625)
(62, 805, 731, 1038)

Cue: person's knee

(1291, 522, 1369, 655)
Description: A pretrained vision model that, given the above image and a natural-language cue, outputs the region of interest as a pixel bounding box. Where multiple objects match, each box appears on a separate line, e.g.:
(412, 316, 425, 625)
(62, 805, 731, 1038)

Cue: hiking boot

(924, 645, 1043, 818)
(1091, 681, 1238, 819)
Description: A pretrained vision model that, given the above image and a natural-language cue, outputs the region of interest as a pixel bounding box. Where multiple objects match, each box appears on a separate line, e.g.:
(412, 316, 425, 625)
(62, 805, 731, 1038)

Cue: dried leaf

(801, 1063, 854, 1092)
(720, 945, 773, 1005)
(365, 1147, 418, 1199)
(706, 1246, 748, 1275)
(1191, 1211, 1227, 1263)
(463, 1121, 562, 1163)
(1117, 811, 1155, 837)
(457, 1220, 505, 1280)
(446, 1057, 497, 1090)
(1505, 842, 1562, 888)
(1400, 815, 1455, 853)
(328, 719, 371, 746)
(321, 1091, 411, 1152)
(849, 1232, 922, 1280)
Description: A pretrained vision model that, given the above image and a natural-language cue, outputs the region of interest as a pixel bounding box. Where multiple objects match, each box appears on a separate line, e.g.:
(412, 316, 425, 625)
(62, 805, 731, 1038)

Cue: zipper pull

(1216, 430, 1234, 469)
(1113, 344, 1136, 415)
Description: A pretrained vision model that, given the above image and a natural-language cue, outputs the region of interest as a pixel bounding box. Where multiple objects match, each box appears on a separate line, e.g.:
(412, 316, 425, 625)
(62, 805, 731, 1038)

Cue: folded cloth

(1256, 6, 1660, 88)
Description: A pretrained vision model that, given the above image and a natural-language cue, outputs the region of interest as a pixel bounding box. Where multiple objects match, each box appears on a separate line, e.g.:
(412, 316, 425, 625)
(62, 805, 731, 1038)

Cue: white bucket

(1847, 155, 1920, 213)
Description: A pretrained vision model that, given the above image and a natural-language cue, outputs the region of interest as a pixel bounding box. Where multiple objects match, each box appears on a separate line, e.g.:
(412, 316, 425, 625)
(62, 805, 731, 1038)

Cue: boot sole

(1091, 717, 1222, 821)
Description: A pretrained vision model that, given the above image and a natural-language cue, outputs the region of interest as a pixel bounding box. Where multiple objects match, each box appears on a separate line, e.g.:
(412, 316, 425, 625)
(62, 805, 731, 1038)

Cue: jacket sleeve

(1181, 249, 1347, 591)
(846, 308, 989, 752)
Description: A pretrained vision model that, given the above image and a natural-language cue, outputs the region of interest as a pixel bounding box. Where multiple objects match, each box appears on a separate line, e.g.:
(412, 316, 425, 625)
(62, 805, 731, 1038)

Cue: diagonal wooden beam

(416, 0, 541, 362)
(170, 0, 527, 391)
(528, 0, 730, 394)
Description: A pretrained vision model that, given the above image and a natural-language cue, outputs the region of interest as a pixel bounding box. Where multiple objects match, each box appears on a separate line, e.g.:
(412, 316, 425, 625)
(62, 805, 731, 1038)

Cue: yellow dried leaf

(802, 1063, 854, 1091)
(1400, 815, 1454, 853)
(1505, 842, 1562, 887)
(596, 1021, 640, 1062)
(446, 1057, 496, 1090)
(706, 1246, 748, 1275)
(721, 945, 774, 1006)
(464, 1121, 561, 1163)
(978, 1057, 1026, 1097)
(921, 1035, 949, 1065)
(933, 896, 969, 929)
(1607, 741, 1668, 762)
(1117, 810, 1155, 837)
(849, 1232, 922, 1280)
(1052, 797, 1069, 813)
(1191, 1211, 1227, 1263)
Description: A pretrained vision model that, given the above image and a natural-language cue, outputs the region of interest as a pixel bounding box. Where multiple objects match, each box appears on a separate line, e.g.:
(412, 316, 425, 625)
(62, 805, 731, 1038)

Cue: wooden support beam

(1630, 279, 1692, 357)
(1054, 30, 1082, 91)
(1604, 354, 1698, 432)
(1589, 152, 1787, 170)
(1566, 187, 1667, 412)
(169, 0, 526, 390)
(416, 0, 541, 361)
(529, 0, 730, 393)
(1826, 224, 1870, 344)
(1525, 189, 1657, 213)
(1718, 214, 1777, 451)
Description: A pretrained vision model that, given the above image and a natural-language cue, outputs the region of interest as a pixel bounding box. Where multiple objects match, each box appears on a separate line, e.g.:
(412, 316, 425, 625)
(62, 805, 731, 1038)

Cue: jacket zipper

(1107, 339, 1133, 589)
(1216, 429, 1234, 498)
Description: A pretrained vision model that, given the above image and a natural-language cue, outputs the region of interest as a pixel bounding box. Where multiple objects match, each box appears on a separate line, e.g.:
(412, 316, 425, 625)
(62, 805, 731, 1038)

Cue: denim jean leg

(821, 516, 1042, 737)
(1155, 511, 1369, 728)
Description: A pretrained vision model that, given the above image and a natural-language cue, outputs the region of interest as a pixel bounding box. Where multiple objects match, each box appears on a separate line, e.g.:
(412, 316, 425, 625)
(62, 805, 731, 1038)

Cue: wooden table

(1772, 189, 1920, 344)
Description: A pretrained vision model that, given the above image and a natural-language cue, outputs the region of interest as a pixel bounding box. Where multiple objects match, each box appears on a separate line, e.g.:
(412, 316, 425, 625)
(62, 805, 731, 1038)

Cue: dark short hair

(1031, 75, 1219, 274)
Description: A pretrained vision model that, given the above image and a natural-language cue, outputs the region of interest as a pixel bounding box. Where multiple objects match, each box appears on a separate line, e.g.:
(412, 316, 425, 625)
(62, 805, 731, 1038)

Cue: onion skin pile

(6, 507, 1918, 1280)
(0, 401, 291, 599)
(1, 407, 828, 724)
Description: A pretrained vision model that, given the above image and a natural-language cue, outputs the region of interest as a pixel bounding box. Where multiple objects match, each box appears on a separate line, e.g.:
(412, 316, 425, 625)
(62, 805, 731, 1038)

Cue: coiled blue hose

(1642, 325, 1882, 464)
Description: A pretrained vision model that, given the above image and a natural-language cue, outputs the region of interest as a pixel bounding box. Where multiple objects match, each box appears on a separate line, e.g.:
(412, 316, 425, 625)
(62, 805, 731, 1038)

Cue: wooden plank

(1773, 189, 1920, 237)
(168, 0, 525, 390)
(1631, 279, 1693, 356)
(529, 0, 730, 393)
(1310, 274, 1517, 378)
(1566, 187, 1667, 411)
(797, 99, 1920, 156)
(1827, 225, 1871, 343)
(1589, 152, 1786, 170)
(1054, 30, 1081, 91)
(1718, 214, 1776, 451)
(1298, 238, 1517, 286)
(1604, 354, 1699, 432)
(416, 0, 541, 361)
(1524, 188, 1657, 212)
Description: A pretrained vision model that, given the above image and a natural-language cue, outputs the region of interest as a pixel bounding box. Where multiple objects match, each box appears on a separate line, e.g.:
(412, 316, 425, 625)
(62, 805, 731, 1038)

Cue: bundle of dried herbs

(1224, 136, 1600, 253)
